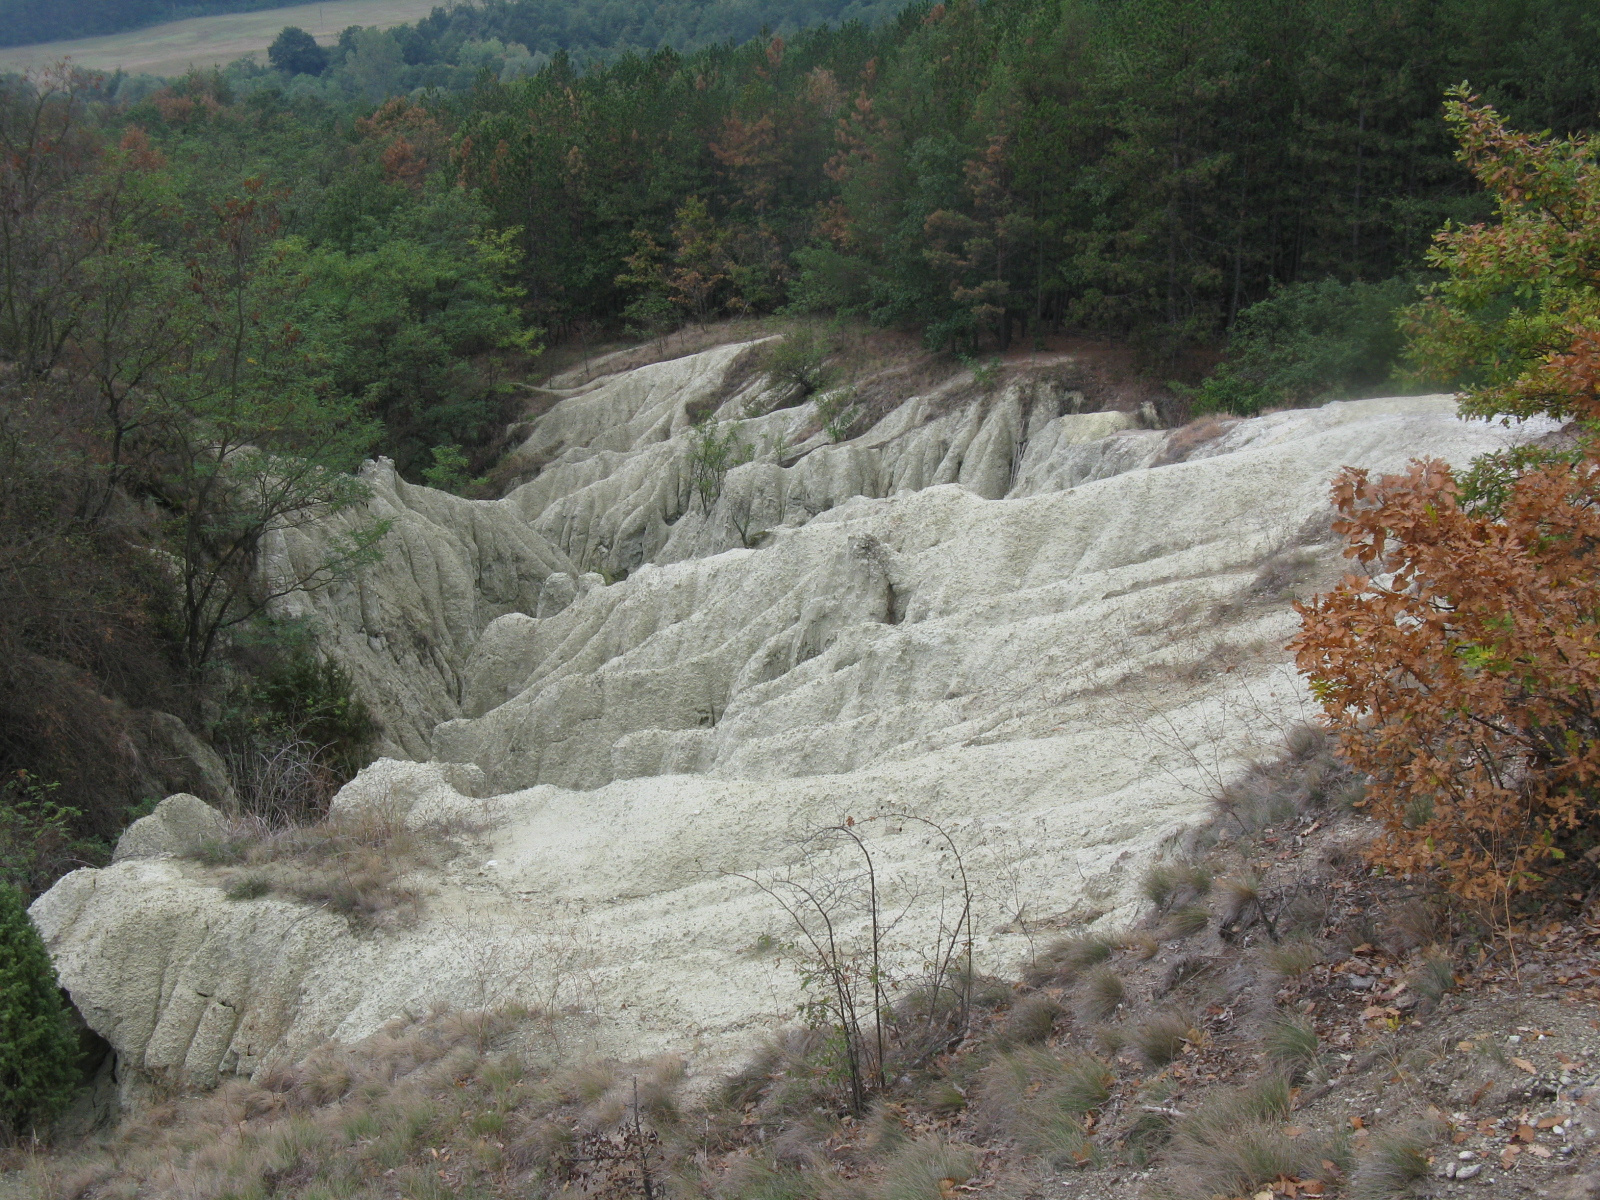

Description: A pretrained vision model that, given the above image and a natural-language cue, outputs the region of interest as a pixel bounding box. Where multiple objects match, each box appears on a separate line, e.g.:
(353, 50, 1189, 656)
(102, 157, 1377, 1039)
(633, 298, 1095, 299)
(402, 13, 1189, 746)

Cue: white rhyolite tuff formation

(30, 339, 1556, 1101)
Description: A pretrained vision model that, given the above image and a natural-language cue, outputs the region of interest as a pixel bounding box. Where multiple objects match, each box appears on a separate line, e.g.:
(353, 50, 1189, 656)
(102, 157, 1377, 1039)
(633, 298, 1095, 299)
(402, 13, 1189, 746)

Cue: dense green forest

(3, 0, 1600, 898)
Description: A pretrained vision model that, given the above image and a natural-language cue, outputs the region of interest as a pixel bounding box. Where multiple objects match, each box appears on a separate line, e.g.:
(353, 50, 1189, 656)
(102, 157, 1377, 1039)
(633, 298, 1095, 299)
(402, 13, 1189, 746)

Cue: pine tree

(0, 883, 78, 1139)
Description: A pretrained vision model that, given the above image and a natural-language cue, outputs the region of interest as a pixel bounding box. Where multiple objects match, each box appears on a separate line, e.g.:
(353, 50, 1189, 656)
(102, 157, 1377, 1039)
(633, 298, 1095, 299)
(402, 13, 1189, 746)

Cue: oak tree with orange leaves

(1292, 90, 1600, 908)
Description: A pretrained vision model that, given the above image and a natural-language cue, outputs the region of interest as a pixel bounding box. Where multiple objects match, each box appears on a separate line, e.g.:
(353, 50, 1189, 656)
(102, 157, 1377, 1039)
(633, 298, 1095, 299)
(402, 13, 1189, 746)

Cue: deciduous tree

(1294, 94, 1600, 906)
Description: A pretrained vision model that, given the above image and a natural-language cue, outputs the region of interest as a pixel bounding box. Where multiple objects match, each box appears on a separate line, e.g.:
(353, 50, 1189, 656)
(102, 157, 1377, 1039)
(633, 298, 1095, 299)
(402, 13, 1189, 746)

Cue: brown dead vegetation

(187, 801, 452, 930)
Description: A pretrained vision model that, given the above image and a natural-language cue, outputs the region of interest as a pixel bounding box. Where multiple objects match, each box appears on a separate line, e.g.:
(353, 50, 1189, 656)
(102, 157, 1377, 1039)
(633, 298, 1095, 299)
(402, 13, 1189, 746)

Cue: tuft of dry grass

(1092, 1024, 1128, 1056)
(1077, 966, 1125, 1022)
(1133, 1013, 1195, 1067)
(1263, 938, 1322, 979)
(1348, 1124, 1437, 1200)
(1024, 931, 1117, 987)
(1161, 905, 1210, 940)
(1157, 953, 1212, 998)
(1127, 932, 1160, 960)
(1410, 946, 1457, 1003)
(1161, 1074, 1326, 1200)
(27, 1007, 623, 1200)
(977, 1049, 1110, 1168)
(1216, 873, 1261, 926)
(877, 1136, 975, 1200)
(998, 994, 1062, 1046)
(1285, 723, 1330, 760)
(1382, 897, 1447, 954)
(1142, 860, 1213, 910)
(194, 804, 452, 930)
(1262, 1011, 1320, 1079)
(1211, 744, 1352, 832)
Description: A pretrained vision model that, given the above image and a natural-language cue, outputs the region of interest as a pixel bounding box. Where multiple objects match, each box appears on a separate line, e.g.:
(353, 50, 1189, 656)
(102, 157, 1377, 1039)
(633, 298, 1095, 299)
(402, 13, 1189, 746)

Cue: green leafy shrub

(686, 418, 752, 513)
(763, 330, 831, 398)
(1192, 278, 1417, 416)
(815, 386, 861, 442)
(0, 882, 79, 1137)
(421, 443, 487, 494)
(0, 771, 100, 902)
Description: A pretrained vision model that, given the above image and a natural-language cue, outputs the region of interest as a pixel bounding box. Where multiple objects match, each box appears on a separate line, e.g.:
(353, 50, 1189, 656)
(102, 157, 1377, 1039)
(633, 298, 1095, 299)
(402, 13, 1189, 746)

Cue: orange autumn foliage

(1293, 94, 1600, 906)
(1292, 459, 1600, 903)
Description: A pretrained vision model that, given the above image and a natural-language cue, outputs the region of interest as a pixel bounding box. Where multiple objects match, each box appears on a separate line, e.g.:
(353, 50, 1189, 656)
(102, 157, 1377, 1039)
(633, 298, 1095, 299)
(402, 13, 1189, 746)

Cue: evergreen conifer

(0, 883, 78, 1139)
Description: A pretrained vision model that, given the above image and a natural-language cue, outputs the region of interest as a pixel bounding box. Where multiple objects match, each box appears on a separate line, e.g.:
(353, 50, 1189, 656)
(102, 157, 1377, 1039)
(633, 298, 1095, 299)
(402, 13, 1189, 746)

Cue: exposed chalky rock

(35, 342, 1559, 1100)
(111, 794, 226, 863)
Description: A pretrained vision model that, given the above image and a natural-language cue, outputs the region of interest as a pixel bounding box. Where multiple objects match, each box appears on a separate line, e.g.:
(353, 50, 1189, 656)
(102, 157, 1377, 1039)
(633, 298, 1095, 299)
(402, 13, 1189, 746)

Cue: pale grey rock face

(134, 711, 238, 809)
(327, 757, 489, 829)
(32, 339, 1562, 1099)
(111, 794, 225, 863)
(260, 460, 582, 757)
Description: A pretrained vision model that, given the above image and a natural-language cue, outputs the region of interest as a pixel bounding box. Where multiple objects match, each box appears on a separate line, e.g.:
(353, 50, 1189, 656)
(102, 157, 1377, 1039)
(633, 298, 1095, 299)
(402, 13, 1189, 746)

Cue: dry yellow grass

(0, 0, 441, 80)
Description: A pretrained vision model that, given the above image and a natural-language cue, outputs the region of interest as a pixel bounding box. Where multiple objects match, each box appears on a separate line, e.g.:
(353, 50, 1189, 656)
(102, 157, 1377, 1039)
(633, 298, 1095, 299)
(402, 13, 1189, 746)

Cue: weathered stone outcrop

(111, 794, 226, 863)
(31, 341, 1558, 1098)
(262, 461, 582, 756)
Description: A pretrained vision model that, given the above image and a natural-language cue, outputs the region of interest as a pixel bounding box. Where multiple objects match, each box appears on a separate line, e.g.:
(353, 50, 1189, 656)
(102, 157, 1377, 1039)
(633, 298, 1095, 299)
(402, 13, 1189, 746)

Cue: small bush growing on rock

(0, 882, 79, 1139)
(224, 874, 272, 901)
(762, 329, 831, 398)
(815, 386, 861, 442)
(686, 417, 752, 513)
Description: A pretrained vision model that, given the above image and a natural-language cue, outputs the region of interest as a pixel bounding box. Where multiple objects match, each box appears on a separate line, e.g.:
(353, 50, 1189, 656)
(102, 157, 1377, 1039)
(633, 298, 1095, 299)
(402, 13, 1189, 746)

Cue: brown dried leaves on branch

(1291, 457, 1600, 904)
(1294, 95, 1600, 911)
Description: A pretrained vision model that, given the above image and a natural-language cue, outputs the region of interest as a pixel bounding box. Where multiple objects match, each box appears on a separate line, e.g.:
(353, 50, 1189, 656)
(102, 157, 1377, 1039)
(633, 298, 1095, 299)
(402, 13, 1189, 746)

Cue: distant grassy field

(0, 0, 444, 79)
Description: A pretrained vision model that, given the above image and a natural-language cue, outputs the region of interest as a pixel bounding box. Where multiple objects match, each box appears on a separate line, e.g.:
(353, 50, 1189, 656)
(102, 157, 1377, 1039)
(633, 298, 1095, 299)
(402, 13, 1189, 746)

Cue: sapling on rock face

(734, 814, 975, 1113)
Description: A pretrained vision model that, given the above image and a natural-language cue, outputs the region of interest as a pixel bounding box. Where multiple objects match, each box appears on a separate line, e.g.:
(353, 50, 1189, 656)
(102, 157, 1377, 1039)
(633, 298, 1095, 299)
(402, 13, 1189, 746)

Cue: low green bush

(1192, 277, 1418, 416)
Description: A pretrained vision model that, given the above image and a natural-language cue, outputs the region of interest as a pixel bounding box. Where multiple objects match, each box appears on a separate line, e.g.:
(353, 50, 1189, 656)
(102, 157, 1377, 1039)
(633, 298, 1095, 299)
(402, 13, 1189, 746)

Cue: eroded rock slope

(31, 341, 1553, 1099)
